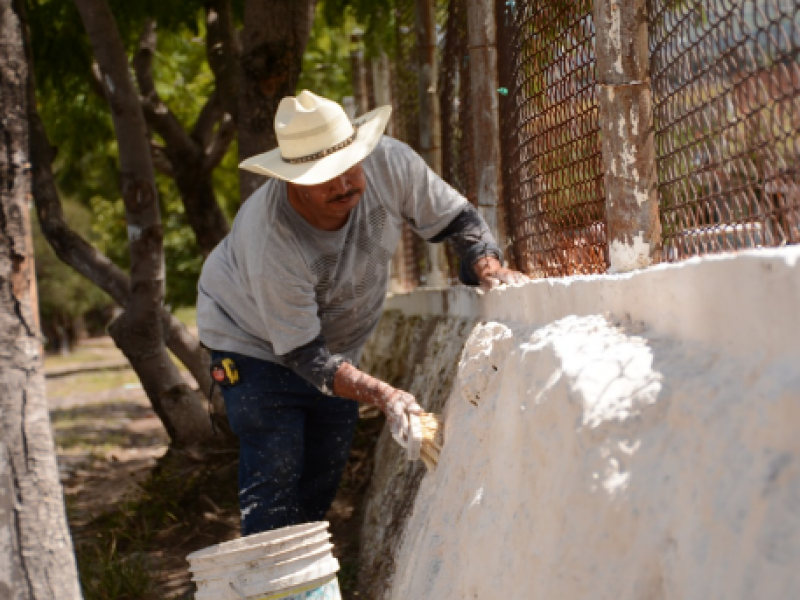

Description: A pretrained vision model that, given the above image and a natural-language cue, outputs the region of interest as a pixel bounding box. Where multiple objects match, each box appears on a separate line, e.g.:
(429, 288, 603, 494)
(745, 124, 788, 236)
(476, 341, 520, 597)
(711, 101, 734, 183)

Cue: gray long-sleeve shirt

(198, 136, 481, 367)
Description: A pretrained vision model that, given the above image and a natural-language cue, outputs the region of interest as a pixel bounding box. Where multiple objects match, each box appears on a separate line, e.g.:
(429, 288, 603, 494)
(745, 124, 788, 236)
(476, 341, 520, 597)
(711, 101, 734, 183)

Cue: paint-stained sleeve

(281, 335, 352, 396)
(429, 204, 504, 286)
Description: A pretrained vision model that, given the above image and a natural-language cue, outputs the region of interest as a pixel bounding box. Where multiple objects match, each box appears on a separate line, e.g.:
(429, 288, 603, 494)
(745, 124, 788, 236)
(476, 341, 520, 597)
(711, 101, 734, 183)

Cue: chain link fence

(649, 0, 800, 259)
(383, 0, 799, 287)
(496, 0, 609, 277)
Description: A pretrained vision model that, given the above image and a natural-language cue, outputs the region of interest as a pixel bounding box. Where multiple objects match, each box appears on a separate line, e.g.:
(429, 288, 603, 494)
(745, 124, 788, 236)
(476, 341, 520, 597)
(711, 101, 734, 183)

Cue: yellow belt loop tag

(221, 358, 239, 385)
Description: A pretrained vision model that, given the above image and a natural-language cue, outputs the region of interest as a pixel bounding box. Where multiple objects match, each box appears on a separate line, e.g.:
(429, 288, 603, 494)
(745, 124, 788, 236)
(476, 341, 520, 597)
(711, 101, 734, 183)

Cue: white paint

(608, 232, 651, 272)
(384, 248, 800, 598)
(633, 186, 650, 206)
(609, 0, 623, 75)
(127, 224, 142, 242)
(617, 112, 639, 182)
(630, 103, 639, 135)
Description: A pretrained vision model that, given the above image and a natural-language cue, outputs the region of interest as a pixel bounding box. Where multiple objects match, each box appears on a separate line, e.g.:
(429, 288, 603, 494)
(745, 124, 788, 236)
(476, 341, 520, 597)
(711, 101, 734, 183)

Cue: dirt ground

(47, 336, 380, 599)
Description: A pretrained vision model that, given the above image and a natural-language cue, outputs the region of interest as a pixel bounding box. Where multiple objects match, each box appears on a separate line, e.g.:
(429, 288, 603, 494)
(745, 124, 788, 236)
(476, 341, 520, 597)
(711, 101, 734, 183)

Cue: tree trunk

(0, 0, 82, 596)
(74, 0, 216, 447)
(238, 0, 316, 200)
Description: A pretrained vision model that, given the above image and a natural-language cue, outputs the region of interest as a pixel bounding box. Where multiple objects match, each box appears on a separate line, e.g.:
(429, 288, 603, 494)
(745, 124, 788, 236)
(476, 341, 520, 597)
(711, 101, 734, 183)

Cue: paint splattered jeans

(211, 350, 360, 536)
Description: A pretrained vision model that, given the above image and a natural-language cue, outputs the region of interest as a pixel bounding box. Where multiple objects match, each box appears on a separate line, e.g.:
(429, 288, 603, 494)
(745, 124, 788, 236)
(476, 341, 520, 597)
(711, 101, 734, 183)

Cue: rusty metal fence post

(466, 0, 506, 252)
(593, 0, 662, 272)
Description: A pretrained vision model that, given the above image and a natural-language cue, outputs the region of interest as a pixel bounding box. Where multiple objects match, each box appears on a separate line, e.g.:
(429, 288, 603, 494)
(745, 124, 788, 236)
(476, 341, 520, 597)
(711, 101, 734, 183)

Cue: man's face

(292, 163, 367, 221)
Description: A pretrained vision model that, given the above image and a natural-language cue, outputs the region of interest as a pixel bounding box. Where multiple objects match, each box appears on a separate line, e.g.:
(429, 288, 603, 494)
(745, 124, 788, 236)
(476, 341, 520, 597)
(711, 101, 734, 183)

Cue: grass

(46, 369, 140, 398)
(44, 347, 122, 369)
(77, 542, 156, 600)
(68, 449, 240, 600)
(173, 306, 197, 329)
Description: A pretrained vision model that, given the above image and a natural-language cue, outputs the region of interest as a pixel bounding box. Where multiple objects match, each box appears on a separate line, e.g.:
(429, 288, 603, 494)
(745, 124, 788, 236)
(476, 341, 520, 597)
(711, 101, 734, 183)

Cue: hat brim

(238, 105, 392, 186)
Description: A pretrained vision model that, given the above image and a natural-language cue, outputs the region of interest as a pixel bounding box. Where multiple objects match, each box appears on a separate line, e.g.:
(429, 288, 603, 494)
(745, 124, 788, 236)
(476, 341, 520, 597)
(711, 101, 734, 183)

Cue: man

(197, 91, 528, 536)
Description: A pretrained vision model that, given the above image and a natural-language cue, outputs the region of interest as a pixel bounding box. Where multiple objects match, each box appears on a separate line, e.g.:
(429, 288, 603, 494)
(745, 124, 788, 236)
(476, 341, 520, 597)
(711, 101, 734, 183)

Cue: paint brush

(419, 412, 443, 471)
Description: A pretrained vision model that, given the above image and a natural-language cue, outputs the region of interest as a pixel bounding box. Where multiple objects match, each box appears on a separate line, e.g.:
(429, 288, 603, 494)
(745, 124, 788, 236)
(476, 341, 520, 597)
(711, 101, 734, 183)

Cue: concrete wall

(358, 248, 800, 599)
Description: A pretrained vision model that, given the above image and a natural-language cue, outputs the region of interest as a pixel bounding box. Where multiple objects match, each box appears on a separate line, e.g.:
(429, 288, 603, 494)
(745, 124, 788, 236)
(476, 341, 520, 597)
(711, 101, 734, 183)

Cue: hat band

(280, 126, 359, 165)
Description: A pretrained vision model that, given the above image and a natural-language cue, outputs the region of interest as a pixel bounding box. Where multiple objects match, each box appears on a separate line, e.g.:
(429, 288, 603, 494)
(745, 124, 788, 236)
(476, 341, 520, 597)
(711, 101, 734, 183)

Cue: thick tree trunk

(238, 0, 316, 200)
(0, 1, 82, 596)
(74, 0, 215, 446)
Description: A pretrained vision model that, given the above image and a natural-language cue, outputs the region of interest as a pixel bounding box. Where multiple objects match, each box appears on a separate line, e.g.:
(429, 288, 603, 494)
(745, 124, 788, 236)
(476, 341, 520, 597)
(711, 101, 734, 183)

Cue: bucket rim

(188, 531, 331, 575)
(187, 521, 329, 563)
(189, 542, 334, 582)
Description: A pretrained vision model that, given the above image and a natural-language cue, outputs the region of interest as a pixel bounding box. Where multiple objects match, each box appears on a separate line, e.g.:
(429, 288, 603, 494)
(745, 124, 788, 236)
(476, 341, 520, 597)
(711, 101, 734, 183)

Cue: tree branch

(203, 113, 236, 171)
(191, 90, 223, 148)
(132, 19, 195, 157)
(204, 0, 240, 122)
(150, 142, 175, 177)
(88, 61, 106, 99)
(30, 112, 131, 305)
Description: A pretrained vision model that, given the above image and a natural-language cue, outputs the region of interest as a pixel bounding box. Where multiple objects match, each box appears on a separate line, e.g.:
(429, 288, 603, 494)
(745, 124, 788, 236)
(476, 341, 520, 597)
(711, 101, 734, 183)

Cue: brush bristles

(419, 412, 443, 471)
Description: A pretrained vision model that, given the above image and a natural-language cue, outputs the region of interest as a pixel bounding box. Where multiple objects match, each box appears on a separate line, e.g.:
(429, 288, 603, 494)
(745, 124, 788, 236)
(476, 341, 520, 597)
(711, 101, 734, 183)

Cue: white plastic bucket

(187, 521, 342, 600)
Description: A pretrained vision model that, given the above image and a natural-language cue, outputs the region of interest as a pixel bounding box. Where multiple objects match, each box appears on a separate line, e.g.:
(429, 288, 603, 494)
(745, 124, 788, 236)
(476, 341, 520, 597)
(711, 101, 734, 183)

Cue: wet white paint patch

(389, 314, 800, 600)
(608, 233, 651, 273)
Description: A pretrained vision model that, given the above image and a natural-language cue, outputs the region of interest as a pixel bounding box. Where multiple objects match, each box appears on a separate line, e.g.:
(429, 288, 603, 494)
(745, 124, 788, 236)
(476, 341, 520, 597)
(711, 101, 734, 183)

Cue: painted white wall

(384, 247, 800, 599)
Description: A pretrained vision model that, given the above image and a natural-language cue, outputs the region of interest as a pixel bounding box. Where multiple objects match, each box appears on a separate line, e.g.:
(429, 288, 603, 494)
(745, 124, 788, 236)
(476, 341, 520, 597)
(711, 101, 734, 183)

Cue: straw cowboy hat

(239, 90, 392, 186)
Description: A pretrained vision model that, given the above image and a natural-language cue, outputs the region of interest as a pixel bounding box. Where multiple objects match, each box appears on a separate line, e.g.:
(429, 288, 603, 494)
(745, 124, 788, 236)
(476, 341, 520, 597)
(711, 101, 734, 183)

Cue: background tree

(25, 0, 321, 448)
(0, 0, 82, 596)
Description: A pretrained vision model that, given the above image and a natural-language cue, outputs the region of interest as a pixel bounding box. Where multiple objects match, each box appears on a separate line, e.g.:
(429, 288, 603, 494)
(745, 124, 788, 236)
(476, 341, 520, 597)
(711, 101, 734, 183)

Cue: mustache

(328, 189, 362, 203)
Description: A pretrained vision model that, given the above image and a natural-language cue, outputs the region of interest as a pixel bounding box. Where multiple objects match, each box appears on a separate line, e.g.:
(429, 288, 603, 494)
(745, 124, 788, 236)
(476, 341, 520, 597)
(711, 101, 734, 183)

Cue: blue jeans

(211, 351, 360, 536)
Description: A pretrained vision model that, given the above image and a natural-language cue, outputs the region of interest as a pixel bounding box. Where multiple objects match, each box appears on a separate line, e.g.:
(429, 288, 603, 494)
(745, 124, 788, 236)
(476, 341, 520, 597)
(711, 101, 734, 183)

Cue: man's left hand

(473, 256, 531, 291)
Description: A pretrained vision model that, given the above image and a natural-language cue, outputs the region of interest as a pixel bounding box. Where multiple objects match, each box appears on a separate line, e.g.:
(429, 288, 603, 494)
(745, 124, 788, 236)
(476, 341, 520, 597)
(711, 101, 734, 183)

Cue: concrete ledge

(386, 246, 800, 357)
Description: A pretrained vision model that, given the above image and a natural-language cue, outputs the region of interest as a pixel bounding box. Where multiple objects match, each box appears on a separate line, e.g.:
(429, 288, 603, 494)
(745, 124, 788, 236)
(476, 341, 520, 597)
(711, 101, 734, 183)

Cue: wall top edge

(385, 247, 800, 355)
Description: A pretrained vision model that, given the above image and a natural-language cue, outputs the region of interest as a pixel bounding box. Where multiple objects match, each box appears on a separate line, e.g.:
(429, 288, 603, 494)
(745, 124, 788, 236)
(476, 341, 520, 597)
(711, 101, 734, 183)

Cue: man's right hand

(333, 363, 423, 459)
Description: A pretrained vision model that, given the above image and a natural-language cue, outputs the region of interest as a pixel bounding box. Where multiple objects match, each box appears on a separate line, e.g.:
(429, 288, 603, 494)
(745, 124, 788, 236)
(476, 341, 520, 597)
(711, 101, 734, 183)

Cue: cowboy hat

(239, 90, 392, 186)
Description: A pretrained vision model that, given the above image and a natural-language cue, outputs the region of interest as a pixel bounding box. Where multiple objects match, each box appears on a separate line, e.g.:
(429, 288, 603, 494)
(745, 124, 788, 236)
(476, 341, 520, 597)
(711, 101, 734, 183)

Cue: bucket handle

(229, 580, 248, 599)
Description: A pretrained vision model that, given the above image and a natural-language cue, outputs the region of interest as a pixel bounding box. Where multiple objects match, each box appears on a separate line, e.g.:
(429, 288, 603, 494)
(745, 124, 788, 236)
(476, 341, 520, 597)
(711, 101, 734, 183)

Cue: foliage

(322, 0, 397, 58)
(298, 3, 354, 103)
